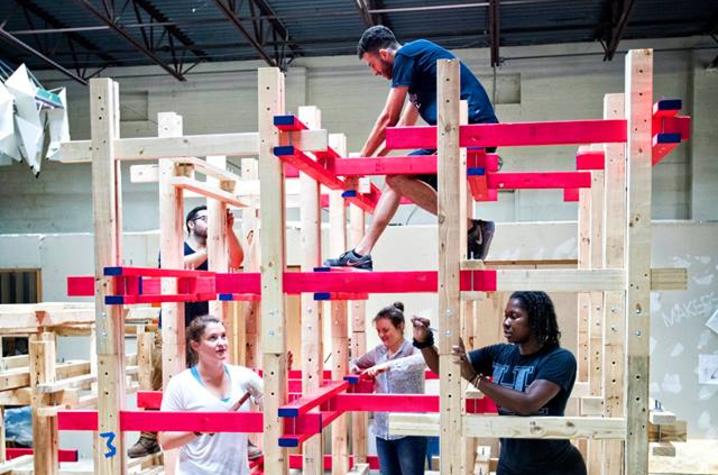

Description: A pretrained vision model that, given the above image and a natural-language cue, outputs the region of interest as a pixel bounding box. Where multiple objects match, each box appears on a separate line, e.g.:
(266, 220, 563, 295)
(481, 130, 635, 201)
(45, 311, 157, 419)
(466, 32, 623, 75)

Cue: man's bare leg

(354, 185, 401, 256)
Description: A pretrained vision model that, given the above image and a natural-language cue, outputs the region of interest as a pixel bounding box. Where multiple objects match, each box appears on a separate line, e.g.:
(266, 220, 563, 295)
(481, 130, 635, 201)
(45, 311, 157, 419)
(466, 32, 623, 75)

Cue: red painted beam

(6, 448, 79, 462)
(576, 150, 605, 170)
(71, 269, 498, 298)
(468, 174, 491, 201)
(274, 146, 345, 191)
(488, 171, 591, 190)
(386, 120, 627, 149)
(58, 410, 263, 432)
(279, 380, 349, 417)
(563, 188, 580, 202)
(67, 276, 94, 296)
(331, 156, 437, 176)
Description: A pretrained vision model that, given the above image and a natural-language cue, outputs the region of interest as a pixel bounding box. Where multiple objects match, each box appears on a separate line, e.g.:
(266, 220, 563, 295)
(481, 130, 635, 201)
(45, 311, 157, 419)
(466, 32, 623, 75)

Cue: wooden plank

(648, 420, 686, 442)
(298, 106, 324, 475)
(602, 92, 627, 475)
(580, 396, 605, 416)
(30, 332, 58, 474)
(158, 112, 187, 391)
(169, 176, 246, 207)
(258, 66, 288, 474)
(650, 268, 687, 291)
(649, 410, 676, 425)
(650, 441, 676, 457)
(462, 269, 625, 294)
(349, 204, 368, 464)
(59, 129, 326, 163)
(437, 59, 463, 475)
(328, 132, 350, 475)
(389, 413, 627, 439)
(624, 48, 653, 475)
(207, 155, 231, 339)
(240, 158, 260, 369)
(89, 78, 125, 474)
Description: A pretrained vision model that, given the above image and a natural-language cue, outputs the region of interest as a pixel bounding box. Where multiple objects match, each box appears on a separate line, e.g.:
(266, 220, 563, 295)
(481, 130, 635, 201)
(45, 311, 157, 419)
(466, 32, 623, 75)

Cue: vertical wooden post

(90, 78, 126, 474)
(241, 158, 260, 368)
(0, 407, 5, 464)
(587, 149, 606, 475)
(437, 59, 463, 475)
(349, 204, 368, 463)
(328, 132, 350, 475)
(137, 325, 154, 390)
(258, 67, 288, 475)
(602, 93, 627, 475)
(298, 105, 324, 475)
(207, 155, 231, 329)
(158, 112, 186, 385)
(30, 332, 58, 474)
(624, 49, 653, 475)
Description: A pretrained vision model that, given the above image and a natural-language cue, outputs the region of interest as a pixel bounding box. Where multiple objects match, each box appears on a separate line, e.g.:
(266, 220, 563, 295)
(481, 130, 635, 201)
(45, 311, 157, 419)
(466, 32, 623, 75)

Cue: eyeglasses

(192, 215, 208, 222)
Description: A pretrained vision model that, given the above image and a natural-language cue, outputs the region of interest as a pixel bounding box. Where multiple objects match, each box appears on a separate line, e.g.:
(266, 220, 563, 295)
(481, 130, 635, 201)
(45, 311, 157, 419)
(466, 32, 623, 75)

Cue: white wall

(1, 36, 716, 234)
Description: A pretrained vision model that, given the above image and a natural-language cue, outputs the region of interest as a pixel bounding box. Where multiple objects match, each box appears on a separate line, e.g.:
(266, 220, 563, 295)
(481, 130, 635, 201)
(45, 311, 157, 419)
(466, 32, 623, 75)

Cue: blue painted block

(655, 98, 682, 112)
(344, 375, 360, 384)
(467, 168, 486, 176)
(341, 190, 357, 198)
(655, 133, 682, 144)
(273, 145, 295, 156)
(273, 115, 296, 127)
(278, 438, 299, 448)
(314, 292, 330, 301)
(105, 296, 124, 305)
(313, 266, 331, 272)
(219, 294, 233, 301)
(104, 266, 123, 276)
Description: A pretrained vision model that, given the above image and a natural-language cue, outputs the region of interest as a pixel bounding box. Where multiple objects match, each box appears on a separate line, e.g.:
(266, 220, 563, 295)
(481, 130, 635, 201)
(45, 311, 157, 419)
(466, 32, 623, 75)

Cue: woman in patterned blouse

(351, 302, 428, 475)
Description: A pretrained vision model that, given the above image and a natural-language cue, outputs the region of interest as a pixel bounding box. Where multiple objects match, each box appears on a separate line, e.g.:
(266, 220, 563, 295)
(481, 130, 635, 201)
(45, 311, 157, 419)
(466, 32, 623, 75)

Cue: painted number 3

(99, 432, 117, 458)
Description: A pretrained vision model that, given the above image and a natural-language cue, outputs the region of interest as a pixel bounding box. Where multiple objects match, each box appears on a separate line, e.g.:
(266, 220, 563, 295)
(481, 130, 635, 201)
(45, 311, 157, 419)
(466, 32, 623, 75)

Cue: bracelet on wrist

(412, 330, 434, 349)
(193, 431, 202, 437)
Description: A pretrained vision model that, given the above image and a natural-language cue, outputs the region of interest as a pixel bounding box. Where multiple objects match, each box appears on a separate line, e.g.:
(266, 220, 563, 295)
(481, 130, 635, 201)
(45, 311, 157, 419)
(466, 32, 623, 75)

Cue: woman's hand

(451, 337, 480, 381)
(411, 316, 432, 343)
(362, 363, 390, 378)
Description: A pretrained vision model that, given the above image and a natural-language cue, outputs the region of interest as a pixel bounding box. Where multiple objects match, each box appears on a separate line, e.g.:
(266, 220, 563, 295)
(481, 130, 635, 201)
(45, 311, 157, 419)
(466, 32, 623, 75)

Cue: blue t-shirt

(391, 39, 498, 126)
(468, 344, 577, 472)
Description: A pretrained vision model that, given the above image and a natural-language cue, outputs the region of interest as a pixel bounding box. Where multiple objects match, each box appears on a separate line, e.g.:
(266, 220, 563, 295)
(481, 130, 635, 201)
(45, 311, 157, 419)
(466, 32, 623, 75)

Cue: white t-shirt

(161, 365, 263, 475)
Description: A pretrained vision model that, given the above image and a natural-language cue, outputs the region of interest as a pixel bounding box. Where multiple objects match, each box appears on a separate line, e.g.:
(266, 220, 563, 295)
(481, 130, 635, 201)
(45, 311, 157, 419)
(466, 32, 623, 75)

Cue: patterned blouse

(350, 339, 426, 440)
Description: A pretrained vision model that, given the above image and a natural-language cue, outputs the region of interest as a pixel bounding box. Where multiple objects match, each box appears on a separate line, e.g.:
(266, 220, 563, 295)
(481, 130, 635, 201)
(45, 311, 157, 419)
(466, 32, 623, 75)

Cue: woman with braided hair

(412, 291, 586, 475)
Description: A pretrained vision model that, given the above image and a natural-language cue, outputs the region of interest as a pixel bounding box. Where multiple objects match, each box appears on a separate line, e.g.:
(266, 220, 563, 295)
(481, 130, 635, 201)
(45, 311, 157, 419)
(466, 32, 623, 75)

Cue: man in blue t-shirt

(325, 26, 498, 271)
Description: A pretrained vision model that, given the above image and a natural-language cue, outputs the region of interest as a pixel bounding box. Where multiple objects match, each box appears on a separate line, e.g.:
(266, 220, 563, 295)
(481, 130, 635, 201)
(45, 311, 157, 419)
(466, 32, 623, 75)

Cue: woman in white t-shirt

(158, 315, 263, 475)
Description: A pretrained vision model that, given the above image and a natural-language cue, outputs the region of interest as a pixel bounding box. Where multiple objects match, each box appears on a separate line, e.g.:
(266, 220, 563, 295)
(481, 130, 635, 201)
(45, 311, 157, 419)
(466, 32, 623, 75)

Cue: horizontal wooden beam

(649, 267, 687, 290)
(389, 413, 626, 439)
(460, 268, 626, 293)
(169, 176, 247, 207)
(59, 130, 327, 163)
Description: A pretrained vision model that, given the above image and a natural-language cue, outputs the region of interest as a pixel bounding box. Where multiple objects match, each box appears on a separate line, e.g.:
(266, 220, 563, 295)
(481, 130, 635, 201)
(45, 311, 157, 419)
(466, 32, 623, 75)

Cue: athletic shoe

(323, 249, 373, 271)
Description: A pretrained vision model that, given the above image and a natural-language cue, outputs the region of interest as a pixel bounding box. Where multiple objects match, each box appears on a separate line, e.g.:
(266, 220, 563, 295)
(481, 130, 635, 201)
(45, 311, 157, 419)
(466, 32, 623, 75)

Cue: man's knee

(385, 174, 410, 189)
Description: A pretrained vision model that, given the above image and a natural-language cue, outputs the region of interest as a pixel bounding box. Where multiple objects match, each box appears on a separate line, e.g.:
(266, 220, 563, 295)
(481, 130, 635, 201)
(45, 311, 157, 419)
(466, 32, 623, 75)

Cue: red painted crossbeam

(386, 119, 627, 149)
(70, 269, 498, 298)
(576, 150, 605, 170)
(488, 171, 591, 189)
(563, 188, 580, 202)
(279, 380, 349, 417)
(104, 266, 214, 278)
(289, 454, 380, 470)
(334, 393, 496, 414)
(274, 146, 345, 191)
(6, 448, 79, 462)
(331, 155, 436, 176)
(58, 410, 263, 432)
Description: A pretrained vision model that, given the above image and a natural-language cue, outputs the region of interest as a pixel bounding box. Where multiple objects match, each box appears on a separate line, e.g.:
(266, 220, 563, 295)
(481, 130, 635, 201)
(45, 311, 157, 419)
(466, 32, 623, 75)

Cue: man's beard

(193, 229, 207, 240)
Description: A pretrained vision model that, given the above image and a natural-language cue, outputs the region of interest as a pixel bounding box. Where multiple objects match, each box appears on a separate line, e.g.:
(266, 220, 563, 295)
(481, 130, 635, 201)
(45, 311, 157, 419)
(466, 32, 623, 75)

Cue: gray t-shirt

(351, 339, 426, 440)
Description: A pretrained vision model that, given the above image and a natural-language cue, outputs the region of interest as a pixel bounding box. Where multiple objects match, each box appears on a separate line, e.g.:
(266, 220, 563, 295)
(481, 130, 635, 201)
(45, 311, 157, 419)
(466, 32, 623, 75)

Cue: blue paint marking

(273, 115, 296, 126)
(99, 432, 117, 458)
(467, 167, 486, 176)
(655, 98, 682, 111)
(313, 292, 330, 301)
(103, 266, 123, 276)
(655, 133, 681, 144)
(273, 145, 295, 156)
(105, 296, 124, 305)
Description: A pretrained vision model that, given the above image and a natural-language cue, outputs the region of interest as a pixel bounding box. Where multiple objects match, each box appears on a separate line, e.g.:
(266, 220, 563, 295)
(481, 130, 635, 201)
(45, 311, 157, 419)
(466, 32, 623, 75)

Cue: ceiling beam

(71, 0, 186, 81)
(210, 0, 299, 69)
(0, 26, 87, 84)
(597, 0, 636, 61)
(488, 0, 500, 67)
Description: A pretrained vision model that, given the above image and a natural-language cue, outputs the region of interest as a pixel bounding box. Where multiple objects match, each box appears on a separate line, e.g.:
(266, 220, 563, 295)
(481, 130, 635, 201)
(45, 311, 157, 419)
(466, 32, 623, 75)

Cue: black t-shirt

(468, 343, 577, 472)
(158, 242, 209, 328)
(391, 39, 498, 126)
